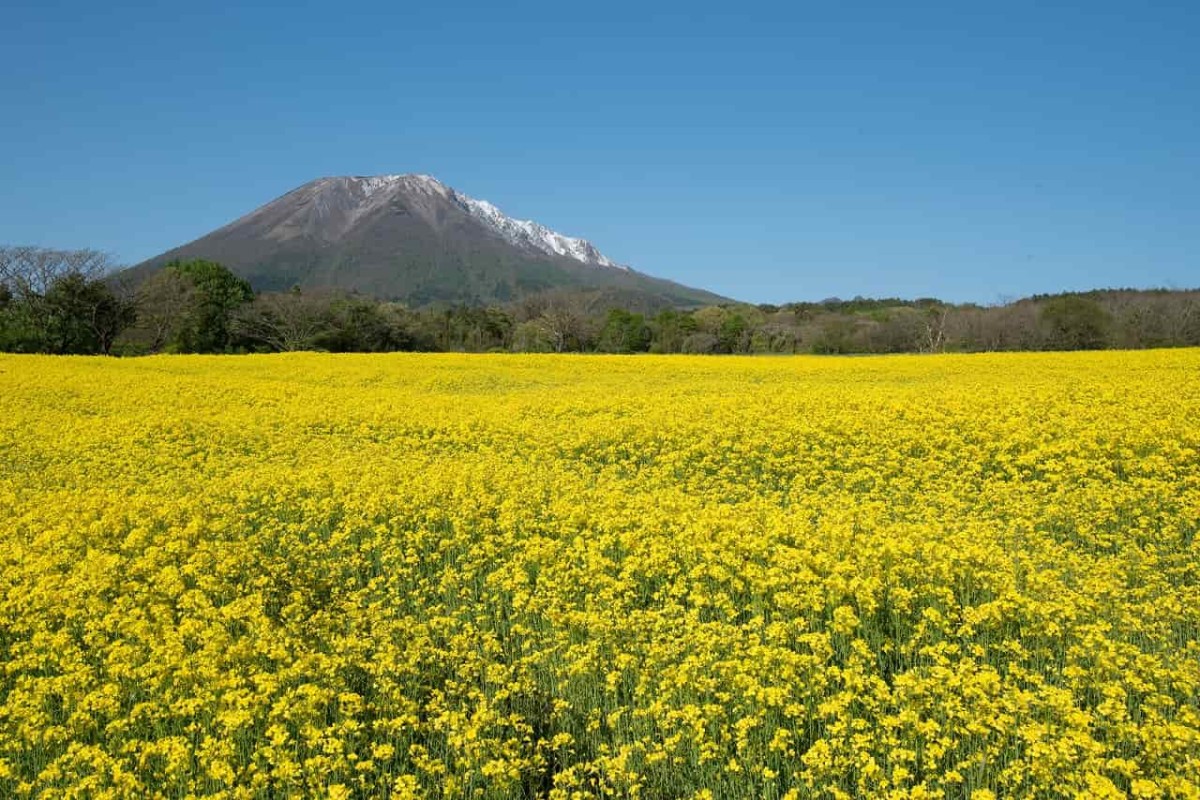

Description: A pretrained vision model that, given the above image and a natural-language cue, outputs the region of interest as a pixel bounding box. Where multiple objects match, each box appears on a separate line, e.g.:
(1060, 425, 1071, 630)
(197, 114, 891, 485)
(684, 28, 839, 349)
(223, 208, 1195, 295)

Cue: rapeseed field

(0, 351, 1197, 799)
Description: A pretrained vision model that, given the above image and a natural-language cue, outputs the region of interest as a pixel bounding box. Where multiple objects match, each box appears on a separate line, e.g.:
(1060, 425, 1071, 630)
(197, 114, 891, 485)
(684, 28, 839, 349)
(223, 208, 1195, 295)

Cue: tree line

(2, 246, 1198, 355)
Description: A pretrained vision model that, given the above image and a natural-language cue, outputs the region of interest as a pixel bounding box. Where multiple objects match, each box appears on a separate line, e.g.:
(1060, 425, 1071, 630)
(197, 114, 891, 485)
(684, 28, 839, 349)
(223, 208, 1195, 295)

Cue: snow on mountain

(453, 194, 625, 269)
(350, 174, 627, 270)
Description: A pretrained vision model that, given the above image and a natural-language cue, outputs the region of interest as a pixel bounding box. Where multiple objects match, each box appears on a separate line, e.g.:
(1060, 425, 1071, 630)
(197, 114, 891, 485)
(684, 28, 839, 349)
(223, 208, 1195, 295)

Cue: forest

(2, 246, 1197, 356)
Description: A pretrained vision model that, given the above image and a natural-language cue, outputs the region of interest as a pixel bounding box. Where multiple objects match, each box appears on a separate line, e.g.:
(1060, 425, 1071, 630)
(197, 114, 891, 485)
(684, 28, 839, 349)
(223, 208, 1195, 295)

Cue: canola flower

(0, 350, 1198, 799)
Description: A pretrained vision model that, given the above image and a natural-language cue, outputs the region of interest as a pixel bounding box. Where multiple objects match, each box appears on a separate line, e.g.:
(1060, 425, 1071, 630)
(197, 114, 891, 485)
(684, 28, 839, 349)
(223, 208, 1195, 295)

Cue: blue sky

(2, 1, 1197, 304)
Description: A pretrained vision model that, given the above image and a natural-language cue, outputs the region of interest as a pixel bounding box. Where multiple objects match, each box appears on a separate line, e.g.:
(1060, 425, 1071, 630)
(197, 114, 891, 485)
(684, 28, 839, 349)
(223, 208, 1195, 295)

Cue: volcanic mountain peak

(128, 173, 726, 307)
(349, 173, 445, 197)
(329, 174, 626, 270)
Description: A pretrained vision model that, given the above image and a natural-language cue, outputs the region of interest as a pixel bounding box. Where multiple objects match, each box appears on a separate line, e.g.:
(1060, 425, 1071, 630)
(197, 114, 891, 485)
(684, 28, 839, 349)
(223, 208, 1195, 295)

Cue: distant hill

(124, 175, 728, 308)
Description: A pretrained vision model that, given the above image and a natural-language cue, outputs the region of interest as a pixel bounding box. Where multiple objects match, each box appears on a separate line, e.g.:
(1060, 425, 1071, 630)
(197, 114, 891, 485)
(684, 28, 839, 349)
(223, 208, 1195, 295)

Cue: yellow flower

(0, 349, 1197, 797)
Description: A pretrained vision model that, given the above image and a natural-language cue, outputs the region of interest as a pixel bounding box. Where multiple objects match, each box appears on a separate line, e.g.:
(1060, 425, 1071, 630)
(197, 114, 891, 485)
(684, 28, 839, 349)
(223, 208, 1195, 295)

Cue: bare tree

(134, 270, 197, 353)
(919, 306, 950, 353)
(534, 290, 596, 352)
(0, 246, 115, 299)
(1164, 294, 1200, 347)
(233, 289, 334, 351)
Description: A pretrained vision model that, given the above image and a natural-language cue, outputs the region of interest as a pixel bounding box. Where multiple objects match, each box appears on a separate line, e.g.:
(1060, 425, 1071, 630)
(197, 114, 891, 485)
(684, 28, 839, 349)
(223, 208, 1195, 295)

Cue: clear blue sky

(2, 1, 1197, 304)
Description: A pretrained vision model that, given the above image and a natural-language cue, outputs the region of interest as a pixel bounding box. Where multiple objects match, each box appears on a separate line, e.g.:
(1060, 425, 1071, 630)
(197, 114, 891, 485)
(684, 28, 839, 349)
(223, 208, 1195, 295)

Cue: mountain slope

(126, 175, 728, 307)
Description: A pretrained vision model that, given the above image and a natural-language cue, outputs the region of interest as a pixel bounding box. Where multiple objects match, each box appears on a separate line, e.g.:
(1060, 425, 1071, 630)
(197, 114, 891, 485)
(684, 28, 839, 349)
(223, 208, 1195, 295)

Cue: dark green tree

(811, 316, 861, 354)
(1039, 296, 1112, 350)
(717, 311, 749, 353)
(42, 272, 136, 354)
(164, 259, 254, 352)
(317, 296, 397, 352)
(649, 309, 697, 353)
(597, 309, 650, 353)
(0, 289, 38, 352)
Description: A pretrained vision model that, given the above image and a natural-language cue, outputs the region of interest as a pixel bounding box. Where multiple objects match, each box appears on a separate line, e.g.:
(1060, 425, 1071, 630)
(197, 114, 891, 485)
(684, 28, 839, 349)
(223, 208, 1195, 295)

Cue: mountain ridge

(125, 175, 727, 308)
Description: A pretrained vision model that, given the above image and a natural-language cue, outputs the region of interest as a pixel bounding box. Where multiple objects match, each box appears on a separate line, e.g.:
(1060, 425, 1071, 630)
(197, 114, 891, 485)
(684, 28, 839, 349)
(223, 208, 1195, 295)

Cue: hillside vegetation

(2, 247, 1198, 356)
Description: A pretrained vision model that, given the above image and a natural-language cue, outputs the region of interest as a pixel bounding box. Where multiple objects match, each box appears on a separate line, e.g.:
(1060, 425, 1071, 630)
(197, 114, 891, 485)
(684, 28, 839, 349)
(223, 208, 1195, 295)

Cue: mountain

(125, 175, 728, 308)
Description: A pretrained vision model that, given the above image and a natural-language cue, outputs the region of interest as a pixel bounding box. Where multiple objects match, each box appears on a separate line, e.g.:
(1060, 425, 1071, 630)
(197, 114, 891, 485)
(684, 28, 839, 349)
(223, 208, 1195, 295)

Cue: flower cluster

(0, 350, 1197, 798)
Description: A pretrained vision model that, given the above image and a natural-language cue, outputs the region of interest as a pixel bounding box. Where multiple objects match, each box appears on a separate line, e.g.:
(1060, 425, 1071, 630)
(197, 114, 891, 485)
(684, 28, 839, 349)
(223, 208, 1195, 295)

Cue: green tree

(649, 309, 697, 353)
(512, 320, 555, 352)
(164, 260, 254, 352)
(42, 272, 136, 354)
(316, 296, 414, 352)
(717, 311, 750, 353)
(597, 309, 650, 353)
(1, 246, 125, 353)
(1039, 296, 1112, 350)
(811, 316, 861, 354)
(0, 290, 38, 352)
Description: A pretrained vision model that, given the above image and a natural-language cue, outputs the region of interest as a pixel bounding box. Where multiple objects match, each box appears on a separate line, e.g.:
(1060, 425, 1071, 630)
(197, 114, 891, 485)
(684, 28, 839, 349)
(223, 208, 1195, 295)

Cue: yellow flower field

(1, 351, 1198, 799)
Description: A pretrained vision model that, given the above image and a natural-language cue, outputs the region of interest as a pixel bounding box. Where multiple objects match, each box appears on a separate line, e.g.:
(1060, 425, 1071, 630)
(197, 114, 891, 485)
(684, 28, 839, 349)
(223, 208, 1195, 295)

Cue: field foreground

(1, 351, 1198, 799)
